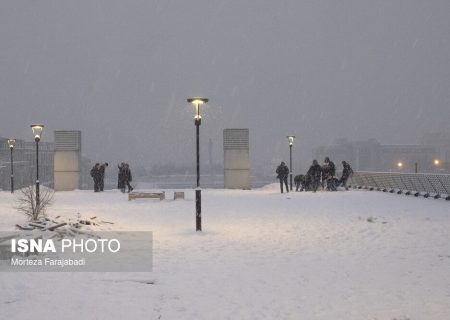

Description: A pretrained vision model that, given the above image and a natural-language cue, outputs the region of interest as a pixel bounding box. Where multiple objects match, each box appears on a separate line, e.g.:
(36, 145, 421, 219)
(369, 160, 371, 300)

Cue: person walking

(276, 161, 290, 193)
(340, 161, 354, 190)
(307, 160, 322, 192)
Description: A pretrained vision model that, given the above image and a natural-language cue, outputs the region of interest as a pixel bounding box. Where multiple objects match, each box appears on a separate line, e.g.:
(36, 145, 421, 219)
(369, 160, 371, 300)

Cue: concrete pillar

(54, 131, 81, 191)
(223, 129, 250, 189)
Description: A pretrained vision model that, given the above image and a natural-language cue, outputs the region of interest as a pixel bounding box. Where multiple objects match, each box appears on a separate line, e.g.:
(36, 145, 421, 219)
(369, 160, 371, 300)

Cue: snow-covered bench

(128, 192, 165, 201)
(173, 192, 185, 200)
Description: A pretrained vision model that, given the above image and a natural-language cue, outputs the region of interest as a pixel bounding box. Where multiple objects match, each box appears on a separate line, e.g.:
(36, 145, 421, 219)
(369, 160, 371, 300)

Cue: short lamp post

(31, 124, 44, 209)
(286, 135, 295, 191)
(7, 139, 16, 193)
(187, 97, 208, 232)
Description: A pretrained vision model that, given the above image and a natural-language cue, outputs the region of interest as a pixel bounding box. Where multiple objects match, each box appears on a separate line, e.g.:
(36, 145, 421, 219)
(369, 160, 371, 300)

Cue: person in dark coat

(294, 174, 312, 192)
(307, 160, 322, 192)
(276, 161, 289, 193)
(322, 157, 337, 191)
(118, 162, 126, 193)
(123, 163, 133, 193)
(294, 174, 304, 192)
(90, 163, 100, 192)
(339, 161, 354, 190)
(98, 162, 108, 192)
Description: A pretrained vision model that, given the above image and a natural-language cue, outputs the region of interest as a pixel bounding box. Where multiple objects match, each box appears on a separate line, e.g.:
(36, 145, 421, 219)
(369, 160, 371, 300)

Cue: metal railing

(349, 171, 450, 200)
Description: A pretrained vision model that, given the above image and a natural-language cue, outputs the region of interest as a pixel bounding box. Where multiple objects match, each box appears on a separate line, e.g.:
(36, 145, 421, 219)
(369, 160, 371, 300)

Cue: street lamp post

(187, 98, 208, 232)
(7, 139, 16, 193)
(31, 124, 44, 209)
(286, 135, 295, 191)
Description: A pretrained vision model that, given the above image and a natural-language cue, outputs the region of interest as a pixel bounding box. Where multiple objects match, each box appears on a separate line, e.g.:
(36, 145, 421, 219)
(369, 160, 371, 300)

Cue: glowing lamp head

(434, 159, 440, 166)
(286, 135, 295, 146)
(7, 139, 16, 149)
(397, 161, 403, 168)
(187, 97, 208, 105)
(187, 97, 208, 125)
(31, 124, 44, 142)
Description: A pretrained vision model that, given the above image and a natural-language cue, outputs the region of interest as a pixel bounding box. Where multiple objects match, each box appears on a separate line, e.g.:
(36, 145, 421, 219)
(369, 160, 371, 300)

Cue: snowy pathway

(0, 186, 449, 320)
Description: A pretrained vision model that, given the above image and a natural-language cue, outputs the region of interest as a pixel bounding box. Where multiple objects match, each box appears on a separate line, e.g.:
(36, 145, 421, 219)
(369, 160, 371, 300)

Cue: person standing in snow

(322, 157, 336, 191)
(98, 162, 108, 192)
(276, 161, 290, 193)
(307, 160, 322, 192)
(123, 163, 133, 193)
(118, 162, 126, 192)
(339, 161, 354, 190)
(90, 163, 100, 192)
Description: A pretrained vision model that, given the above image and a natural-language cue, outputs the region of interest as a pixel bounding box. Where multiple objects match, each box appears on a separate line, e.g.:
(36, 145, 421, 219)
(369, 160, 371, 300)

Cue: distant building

(313, 138, 441, 173)
(421, 131, 450, 172)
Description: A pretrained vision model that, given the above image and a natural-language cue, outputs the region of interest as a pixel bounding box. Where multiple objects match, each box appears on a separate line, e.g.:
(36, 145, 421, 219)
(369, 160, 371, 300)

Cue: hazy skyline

(1, 1, 449, 172)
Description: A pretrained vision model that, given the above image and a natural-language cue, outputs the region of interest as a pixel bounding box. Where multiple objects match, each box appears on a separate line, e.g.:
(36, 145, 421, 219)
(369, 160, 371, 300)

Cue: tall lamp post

(187, 97, 208, 232)
(286, 135, 295, 191)
(7, 139, 16, 193)
(31, 124, 44, 209)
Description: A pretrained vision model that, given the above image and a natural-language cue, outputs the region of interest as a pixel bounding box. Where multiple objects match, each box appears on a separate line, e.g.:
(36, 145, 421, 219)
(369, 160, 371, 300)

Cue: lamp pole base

(196, 189, 202, 232)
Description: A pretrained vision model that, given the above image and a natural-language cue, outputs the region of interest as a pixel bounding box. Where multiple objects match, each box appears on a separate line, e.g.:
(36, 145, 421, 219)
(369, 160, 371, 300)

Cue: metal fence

(349, 171, 450, 200)
(0, 141, 54, 191)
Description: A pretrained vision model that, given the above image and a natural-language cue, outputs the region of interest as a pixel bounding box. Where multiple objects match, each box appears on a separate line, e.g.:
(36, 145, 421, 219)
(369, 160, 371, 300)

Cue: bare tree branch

(16, 185, 55, 221)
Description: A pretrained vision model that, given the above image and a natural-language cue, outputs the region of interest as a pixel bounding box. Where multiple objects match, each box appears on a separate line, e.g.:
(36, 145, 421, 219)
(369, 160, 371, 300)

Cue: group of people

(90, 162, 109, 192)
(276, 157, 353, 194)
(90, 162, 133, 193)
(92, 158, 351, 194)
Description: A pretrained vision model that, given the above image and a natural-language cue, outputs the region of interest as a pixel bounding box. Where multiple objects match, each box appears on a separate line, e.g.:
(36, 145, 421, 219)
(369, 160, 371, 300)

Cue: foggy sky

(1, 0, 449, 173)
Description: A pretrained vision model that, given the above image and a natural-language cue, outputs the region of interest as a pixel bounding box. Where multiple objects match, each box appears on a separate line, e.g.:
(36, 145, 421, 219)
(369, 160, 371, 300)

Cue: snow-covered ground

(0, 185, 449, 320)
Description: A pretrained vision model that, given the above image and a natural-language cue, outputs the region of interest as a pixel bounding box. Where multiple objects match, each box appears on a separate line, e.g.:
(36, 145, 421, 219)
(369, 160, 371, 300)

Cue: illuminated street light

(31, 124, 44, 141)
(434, 159, 440, 166)
(187, 97, 208, 232)
(187, 97, 208, 127)
(7, 139, 16, 193)
(31, 124, 44, 210)
(397, 161, 403, 168)
(286, 135, 295, 191)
